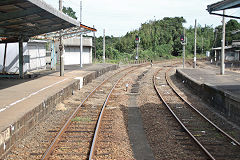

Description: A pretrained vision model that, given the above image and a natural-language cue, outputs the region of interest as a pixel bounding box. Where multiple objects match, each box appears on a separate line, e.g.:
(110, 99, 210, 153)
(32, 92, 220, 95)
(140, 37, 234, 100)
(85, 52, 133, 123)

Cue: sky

(44, 0, 240, 37)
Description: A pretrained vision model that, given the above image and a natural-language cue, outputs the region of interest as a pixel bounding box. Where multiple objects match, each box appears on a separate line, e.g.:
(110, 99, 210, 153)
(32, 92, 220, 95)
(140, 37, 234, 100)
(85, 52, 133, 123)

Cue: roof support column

(2, 43, 7, 73)
(19, 38, 24, 78)
(80, 33, 83, 68)
(60, 31, 64, 76)
(221, 10, 226, 75)
(59, 0, 64, 76)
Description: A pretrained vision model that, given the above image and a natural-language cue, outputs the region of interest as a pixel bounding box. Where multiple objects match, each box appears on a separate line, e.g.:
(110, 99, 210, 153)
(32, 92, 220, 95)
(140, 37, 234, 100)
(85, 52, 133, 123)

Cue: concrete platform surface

(0, 63, 116, 130)
(178, 68, 240, 97)
(0, 63, 118, 157)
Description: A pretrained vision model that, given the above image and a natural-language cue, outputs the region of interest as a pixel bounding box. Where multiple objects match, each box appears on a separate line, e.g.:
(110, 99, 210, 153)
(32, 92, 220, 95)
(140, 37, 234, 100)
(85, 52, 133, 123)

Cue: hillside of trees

(95, 17, 240, 62)
(62, 8, 240, 62)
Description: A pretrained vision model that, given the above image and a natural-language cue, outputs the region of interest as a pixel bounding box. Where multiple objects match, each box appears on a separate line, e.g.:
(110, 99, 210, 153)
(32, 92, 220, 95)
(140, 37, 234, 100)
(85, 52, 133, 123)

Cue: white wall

(64, 46, 92, 65)
(0, 42, 46, 74)
(27, 42, 46, 71)
(0, 43, 28, 73)
(55, 37, 93, 65)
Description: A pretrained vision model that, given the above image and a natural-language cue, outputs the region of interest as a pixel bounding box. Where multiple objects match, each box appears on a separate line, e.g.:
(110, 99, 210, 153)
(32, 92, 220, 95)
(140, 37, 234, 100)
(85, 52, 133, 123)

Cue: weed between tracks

(72, 116, 92, 122)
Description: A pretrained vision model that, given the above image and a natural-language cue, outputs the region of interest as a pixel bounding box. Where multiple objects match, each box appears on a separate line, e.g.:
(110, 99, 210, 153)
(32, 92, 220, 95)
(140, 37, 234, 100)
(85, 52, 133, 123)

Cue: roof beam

(0, 0, 21, 6)
(210, 12, 240, 19)
(0, 7, 43, 22)
(207, 0, 240, 13)
(0, 14, 55, 27)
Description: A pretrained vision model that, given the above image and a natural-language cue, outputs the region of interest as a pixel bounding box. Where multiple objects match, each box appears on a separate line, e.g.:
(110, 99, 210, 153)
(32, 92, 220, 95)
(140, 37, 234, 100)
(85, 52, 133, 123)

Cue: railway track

(153, 66, 240, 160)
(40, 64, 146, 160)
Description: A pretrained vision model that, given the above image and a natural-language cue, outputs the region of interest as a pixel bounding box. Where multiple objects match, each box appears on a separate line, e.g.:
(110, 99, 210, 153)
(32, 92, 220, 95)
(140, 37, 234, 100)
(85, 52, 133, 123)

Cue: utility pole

(79, 1, 83, 68)
(103, 29, 105, 63)
(183, 28, 186, 68)
(93, 25, 96, 61)
(59, 0, 62, 11)
(59, 0, 64, 76)
(80, 1, 82, 22)
(194, 19, 197, 68)
(221, 10, 226, 75)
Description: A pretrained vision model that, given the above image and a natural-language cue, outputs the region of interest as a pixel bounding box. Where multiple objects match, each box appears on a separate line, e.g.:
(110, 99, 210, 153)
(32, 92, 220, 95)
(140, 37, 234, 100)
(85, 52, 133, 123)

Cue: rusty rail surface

(88, 65, 136, 160)
(153, 66, 240, 160)
(41, 66, 133, 159)
(41, 63, 148, 160)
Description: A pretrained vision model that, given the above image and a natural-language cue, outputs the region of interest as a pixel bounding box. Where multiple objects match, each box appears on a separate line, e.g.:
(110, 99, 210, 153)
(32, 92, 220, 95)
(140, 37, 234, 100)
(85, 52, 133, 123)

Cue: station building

(55, 36, 93, 65)
(0, 40, 47, 74)
(212, 40, 240, 62)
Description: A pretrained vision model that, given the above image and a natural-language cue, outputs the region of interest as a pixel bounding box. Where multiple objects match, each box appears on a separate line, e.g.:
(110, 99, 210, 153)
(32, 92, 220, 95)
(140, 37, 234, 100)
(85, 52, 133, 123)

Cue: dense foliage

(95, 18, 240, 62)
(61, 7, 240, 62)
(214, 19, 240, 47)
(95, 17, 213, 61)
(63, 6, 77, 20)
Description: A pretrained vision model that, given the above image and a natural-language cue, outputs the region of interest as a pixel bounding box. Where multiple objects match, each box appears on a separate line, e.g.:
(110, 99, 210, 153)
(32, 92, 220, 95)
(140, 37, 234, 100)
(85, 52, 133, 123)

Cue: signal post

(180, 29, 186, 68)
(135, 35, 140, 60)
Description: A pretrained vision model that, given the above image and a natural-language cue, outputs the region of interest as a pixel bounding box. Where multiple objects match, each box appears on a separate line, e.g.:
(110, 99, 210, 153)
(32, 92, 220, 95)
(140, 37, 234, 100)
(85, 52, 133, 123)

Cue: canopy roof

(0, 0, 96, 40)
(207, 0, 240, 13)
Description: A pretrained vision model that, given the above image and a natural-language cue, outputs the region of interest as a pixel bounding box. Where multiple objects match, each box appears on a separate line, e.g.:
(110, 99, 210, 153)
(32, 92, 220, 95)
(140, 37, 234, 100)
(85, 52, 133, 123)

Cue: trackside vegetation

(95, 17, 240, 62)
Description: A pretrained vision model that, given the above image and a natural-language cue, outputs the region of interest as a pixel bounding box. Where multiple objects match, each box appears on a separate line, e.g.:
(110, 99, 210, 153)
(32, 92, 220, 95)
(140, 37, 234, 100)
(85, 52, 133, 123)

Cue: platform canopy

(207, 0, 240, 12)
(207, 0, 240, 19)
(0, 0, 96, 42)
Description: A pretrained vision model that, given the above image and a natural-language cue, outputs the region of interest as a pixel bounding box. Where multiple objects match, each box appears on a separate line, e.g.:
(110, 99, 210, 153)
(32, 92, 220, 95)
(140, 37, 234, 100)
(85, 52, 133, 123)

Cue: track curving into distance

(41, 63, 147, 160)
(153, 66, 240, 160)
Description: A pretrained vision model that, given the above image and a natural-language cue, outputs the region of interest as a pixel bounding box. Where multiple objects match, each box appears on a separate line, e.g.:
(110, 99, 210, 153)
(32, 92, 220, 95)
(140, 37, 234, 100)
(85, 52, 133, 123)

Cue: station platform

(176, 67, 240, 125)
(0, 63, 118, 157)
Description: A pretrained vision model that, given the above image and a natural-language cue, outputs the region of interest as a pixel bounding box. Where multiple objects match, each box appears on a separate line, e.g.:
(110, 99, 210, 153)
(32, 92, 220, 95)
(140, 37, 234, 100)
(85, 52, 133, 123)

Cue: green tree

(215, 19, 240, 47)
(94, 17, 239, 62)
(62, 6, 77, 20)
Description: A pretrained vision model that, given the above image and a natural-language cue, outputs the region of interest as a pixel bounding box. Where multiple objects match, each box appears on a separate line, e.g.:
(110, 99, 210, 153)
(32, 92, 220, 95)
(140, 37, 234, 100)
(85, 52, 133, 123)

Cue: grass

(71, 116, 92, 122)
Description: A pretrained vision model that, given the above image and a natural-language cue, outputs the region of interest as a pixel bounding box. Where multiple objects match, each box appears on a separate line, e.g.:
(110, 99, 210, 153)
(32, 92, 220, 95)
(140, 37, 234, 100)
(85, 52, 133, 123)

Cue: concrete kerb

(0, 64, 118, 158)
(176, 69, 240, 125)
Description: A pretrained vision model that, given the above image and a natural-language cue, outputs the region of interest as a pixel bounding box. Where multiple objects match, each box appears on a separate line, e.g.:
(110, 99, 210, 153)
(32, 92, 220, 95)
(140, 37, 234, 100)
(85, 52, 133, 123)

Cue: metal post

(59, 0, 64, 76)
(183, 28, 185, 68)
(80, 34, 83, 68)
(79, 1, 83, 68)
(60, 31, 64, 76)
(221, 10, 226, 75)
(51, 41, 56, 70)
(194, 19, 197, 68)
(80, 1, 82, 23)
(136, 43, 139, 60)
(2, 43, 7, 73)
(93, 25, 96, 61)
(59, 0, 62, 11)
(19, 38, 24, 78)
(103, 29, 105, 63)
(214, 50, 217, 62)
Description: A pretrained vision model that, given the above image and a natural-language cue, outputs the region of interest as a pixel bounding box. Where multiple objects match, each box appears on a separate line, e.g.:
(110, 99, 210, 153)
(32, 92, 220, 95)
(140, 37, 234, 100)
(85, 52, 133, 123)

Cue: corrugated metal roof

(207, 0, 240, 13)
(0, 0, 94, 40)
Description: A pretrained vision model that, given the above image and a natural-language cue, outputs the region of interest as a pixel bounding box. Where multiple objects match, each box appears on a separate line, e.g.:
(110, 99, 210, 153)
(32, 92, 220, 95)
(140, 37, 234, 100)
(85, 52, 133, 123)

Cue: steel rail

(165, 67, 240, 147)
(41, 65, 136, 160)
(88, 66, 136, 160)
(153, 68, 216, 160)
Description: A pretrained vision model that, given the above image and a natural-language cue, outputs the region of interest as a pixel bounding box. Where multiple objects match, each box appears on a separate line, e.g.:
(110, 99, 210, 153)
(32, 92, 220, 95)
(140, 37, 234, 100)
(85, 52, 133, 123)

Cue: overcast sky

(44, 0, 240, 37)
